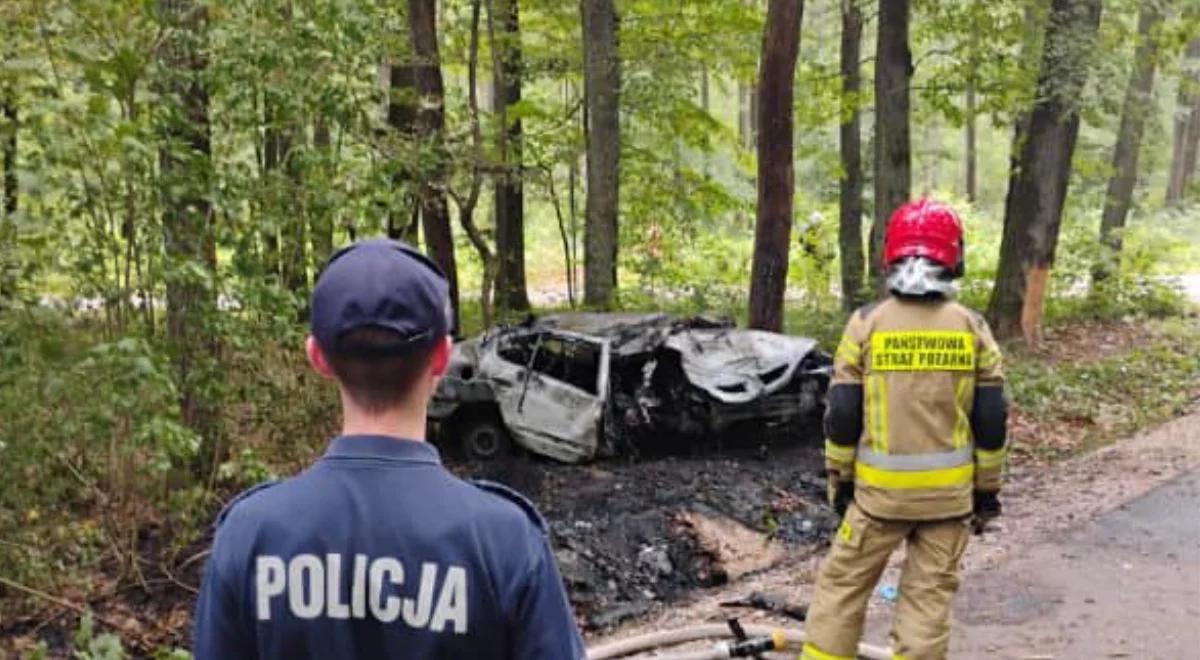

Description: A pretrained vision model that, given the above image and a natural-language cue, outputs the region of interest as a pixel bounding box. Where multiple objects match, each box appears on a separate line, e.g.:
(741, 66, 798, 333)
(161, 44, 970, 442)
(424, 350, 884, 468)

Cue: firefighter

(800, 200, 1008, 660)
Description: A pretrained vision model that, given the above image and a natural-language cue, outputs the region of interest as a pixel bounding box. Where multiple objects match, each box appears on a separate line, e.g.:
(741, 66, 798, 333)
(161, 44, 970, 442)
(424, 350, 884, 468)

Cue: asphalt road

(951, 471, 1200, 659)
(947, 274, 1200, 657)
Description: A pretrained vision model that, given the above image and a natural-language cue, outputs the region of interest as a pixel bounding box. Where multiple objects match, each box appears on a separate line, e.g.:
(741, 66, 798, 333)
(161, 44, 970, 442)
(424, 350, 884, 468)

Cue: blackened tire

(459, 416, 513, 461)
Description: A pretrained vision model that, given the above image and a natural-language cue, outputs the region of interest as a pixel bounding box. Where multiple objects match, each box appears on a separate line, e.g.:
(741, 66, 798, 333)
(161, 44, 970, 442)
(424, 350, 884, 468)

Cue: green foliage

(0, 307, 194, 590)
(1055, 278, 1189, 322)
(1120, 203, 1200, 274)
(21, 642, 49, 660)
(0, 303, 343, 625)
(913, 0, 1041, 125)
(954, 193, 1196, 326)
(72, 612, 126, 660)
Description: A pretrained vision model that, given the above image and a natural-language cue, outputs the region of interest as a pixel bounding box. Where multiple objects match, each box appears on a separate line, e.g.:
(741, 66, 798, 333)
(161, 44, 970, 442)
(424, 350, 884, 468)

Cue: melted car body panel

(478, 329, 608, 463)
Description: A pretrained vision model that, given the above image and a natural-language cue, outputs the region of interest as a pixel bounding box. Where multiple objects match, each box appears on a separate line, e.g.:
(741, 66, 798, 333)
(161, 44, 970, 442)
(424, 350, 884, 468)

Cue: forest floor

(0, 314, 1198, 658)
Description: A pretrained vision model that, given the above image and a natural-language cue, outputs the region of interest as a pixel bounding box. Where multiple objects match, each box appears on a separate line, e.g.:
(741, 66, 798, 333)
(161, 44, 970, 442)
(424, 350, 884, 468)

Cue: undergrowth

(1005, 317, 1200, 462)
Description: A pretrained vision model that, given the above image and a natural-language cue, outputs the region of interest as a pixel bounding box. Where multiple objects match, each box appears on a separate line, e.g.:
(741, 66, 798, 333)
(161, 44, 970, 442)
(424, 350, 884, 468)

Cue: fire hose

(586, 622, 892, 660)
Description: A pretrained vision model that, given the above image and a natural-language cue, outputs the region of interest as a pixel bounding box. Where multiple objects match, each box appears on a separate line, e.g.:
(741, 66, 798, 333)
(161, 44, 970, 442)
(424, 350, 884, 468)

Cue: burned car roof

(662, 329, 820, 404)
(523, 312, 736, 358)
(531, 312, 675, 336)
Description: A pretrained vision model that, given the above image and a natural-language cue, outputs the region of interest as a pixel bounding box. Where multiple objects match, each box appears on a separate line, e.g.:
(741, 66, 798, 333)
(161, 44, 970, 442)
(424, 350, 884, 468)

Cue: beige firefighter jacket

(825, 296, 1006, 520)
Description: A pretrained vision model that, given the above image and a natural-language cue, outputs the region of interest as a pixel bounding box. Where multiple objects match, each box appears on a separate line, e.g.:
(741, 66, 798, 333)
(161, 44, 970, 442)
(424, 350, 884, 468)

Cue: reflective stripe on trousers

(800, 643, 855, 660)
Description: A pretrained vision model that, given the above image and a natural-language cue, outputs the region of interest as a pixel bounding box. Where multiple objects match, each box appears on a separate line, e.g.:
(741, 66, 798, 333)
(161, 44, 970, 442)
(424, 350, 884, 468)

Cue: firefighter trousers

(801, 503, 972, 660)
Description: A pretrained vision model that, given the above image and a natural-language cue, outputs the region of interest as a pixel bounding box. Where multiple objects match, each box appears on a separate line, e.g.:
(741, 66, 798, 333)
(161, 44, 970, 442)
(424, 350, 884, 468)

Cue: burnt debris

(456, 446, 839, 630)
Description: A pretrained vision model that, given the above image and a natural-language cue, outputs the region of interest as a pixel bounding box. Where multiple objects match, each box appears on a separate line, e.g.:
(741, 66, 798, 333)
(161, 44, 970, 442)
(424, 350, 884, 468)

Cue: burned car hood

(662, 329, 822, 404)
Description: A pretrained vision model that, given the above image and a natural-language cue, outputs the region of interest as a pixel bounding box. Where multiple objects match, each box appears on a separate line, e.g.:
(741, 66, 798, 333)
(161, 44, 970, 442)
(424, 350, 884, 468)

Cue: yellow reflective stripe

(836, 347, 859, 366)
(825, 440, 856, 464)
(975, 446, 1008, 470)
(855, 461, 975, 489)
(865, 374, 876, 452)
(876, 375, 889, 452)
(838, 336, 862, 356)
(866, 374, 881, 452)
(801, 643, 855, 660)
(978, 347, 1001, 370)
(953, 375, 974, 449)
(836, 337, 862, 366)
(837, 519, 854, 543)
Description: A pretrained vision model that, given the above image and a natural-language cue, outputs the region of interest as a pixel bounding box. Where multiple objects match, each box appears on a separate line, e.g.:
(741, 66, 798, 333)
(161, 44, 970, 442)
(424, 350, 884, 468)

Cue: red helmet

(883, 199, 964, 274)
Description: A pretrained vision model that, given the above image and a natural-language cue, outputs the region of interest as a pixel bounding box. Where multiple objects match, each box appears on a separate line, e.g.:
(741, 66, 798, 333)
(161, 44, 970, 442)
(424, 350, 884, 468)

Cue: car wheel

(460, 417, 513, 461)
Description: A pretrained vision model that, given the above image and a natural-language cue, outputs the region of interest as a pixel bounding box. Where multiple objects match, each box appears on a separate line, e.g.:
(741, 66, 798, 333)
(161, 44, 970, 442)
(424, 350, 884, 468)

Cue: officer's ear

(429, 336, 452, 378)
(306, 335, 337, 380)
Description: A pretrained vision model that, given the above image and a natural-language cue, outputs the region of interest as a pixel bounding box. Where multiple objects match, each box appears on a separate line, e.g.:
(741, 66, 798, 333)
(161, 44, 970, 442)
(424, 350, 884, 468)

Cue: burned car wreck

(428, 313, 832, 463)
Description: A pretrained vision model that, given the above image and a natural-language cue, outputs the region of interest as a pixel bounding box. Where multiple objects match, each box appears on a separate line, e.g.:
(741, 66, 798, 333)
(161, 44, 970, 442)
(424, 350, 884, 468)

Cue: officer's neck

(339, 396, 428, 442)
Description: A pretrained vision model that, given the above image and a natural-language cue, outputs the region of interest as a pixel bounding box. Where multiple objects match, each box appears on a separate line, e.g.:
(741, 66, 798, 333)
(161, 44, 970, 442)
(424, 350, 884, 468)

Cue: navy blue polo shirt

(192, 436, 585, 659)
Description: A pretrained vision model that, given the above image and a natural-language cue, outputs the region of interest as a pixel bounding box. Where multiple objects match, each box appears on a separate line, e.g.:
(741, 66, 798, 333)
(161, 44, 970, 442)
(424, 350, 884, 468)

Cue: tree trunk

(739, 84, 757, 150)
(747, 0, 803, 332)
(700, 64, 711, 179)
(387, 61, 421, 243)
(158, 0, 222, 474)
(1185, 94, 1200, 198)
(996, 1, 1043, 263)
(0, 94, 13, 299)
(738, 0, 758, 151)
(311, 116, 335, 267)
(408, 0, 460, 333)
(870, 0, 912, 292)
(261, 101, 285, 280)
(838, 0, 865, 312)
(270, 2, 306, 296)
(568, 80, 581, 306)
(1167, 38, 1200, 205)
(582, 0, 620, 308)
(988, 0, 1103, 342)
(280, 148, 307, 296)
(462, 0, 497, 326)
(491, 0, 530, 313)
(2, 97, 14, 221)
(1095, 1, 1162, 282)
(964, 82, 977, 203)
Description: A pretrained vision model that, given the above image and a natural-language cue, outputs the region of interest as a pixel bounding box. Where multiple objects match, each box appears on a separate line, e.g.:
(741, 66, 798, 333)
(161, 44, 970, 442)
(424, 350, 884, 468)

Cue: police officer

(193, 239, 586, 659)
(800, 200, 1007, 660)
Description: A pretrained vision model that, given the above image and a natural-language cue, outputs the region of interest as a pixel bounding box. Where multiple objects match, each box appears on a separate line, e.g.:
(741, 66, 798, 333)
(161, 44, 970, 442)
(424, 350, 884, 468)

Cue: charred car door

(481, 329, 610, 463)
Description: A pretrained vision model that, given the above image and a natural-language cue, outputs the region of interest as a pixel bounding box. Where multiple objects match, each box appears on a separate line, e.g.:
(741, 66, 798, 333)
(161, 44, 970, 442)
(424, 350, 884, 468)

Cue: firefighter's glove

(827, 473, 854, 517)
(972, 490, 1001, 535)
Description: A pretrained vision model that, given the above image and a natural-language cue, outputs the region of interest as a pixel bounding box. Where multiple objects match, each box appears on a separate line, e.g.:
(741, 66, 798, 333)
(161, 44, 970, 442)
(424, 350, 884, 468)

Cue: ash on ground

(454, 442, 838, 630)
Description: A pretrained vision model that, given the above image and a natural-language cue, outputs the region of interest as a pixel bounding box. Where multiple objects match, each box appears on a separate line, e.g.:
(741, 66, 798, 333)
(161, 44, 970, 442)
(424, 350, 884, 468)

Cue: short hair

(322, 327, 438, 413)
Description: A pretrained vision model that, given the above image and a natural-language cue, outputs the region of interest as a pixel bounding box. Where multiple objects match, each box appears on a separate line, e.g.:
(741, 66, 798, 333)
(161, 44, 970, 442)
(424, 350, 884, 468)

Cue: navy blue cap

(310, 238, 451, 355)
